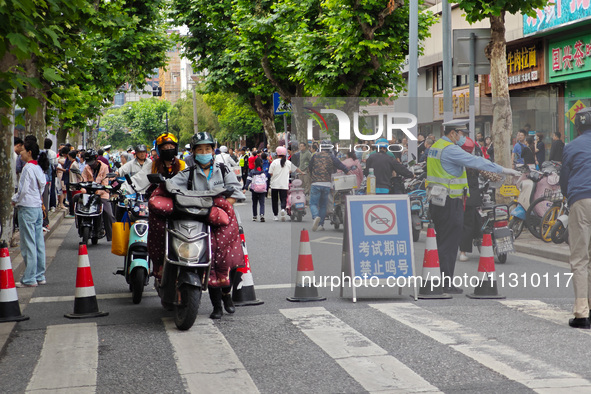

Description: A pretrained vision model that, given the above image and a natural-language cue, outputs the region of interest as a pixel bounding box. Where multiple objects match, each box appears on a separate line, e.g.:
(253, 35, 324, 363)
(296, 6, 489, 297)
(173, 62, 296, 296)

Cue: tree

(204, 92, 264, 144)
(169, 90, 219, 147)
(456, 0, 547, 169)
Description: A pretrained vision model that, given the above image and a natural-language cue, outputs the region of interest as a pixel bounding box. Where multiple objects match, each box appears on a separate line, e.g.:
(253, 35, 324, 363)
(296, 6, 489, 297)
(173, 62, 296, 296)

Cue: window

(436, 66, 443, 91)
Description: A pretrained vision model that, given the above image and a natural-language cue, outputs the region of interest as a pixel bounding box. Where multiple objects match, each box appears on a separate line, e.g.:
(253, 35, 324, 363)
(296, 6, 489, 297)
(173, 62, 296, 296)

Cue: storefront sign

(567, 100, 586, 123)
(524, 0, 591, 36)
(549, 32, 591, 82)
(433, 86, 480, 121)
(485, 42, 544, 94)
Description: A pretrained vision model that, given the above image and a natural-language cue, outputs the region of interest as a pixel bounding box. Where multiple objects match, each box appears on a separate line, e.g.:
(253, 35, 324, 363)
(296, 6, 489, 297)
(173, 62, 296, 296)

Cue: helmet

(127, 145, 133, 152)
(575, 107, 591, 132)
(103, 145, 111, 151)
(190, 132, 215, 149)
(276, 146, 287, 156)
(219, 145, 228, 153)
(155, 133, 178, 155)
(460, 136, 475, 154)
(375, 138, 389, 148)
(135, 144, 147, 152)
(84, 149, 98, 164)
(185, 144, 190, 150)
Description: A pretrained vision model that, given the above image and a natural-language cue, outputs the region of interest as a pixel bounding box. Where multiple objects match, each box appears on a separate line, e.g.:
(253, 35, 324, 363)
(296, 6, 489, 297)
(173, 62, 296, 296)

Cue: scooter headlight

(172, 238, 202, 261)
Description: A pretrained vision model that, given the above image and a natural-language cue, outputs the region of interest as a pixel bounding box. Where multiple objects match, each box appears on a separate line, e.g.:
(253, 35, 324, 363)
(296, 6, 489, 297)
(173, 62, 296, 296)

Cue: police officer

(426, 120, 519, 294)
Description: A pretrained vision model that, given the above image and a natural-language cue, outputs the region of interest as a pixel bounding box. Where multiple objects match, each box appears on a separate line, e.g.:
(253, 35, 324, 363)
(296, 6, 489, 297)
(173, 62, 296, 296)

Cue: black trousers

(271, 189, 288, 216)
(241, 167, 248, 187)
(430, 197, 464, 281)
(460, 205, 482, 253)
(251, 191, 266, 216)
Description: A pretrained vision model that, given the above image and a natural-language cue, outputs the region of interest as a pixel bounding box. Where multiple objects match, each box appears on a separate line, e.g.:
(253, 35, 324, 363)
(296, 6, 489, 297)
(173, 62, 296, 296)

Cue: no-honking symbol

(363, 204, 398, 236)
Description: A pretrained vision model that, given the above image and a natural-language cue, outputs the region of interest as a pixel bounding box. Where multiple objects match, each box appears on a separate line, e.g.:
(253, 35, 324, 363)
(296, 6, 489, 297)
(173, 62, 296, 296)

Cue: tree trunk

(251, 95, 278, 150)
(487, 13, 512, 170)
(56, 123, 69, 145)
(291, 84, 307, 145)
(0, 93, 16, 244)
(24, 56, 47, 143)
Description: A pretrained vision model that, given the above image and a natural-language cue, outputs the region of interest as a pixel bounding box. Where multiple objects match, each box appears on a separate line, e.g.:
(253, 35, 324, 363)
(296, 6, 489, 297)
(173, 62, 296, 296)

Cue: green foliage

(456, 0, 549, 23)
(169, 91, 219, 147)
(204, 92, 264, 143)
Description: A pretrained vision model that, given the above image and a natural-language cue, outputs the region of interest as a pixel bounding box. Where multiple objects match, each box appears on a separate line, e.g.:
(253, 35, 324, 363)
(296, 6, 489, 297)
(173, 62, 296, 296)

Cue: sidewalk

(513, 231, 570, 264)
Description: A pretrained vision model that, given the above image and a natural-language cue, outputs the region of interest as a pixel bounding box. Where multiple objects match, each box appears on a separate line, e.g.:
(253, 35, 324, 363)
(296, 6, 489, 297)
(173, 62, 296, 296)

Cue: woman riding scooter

(149, 132, 245, 319)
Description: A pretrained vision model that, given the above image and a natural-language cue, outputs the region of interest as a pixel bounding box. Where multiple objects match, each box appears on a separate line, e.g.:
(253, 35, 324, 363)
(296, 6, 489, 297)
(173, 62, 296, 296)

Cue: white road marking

(371, 303, 591, 393)
(29, 285, 292, 304)
(310, 236, 343, 246)
(280, 307, 441, 393)
(499, 299, 591, 335)
(164, 317, 259, 394)
(26, 323, 98, 393)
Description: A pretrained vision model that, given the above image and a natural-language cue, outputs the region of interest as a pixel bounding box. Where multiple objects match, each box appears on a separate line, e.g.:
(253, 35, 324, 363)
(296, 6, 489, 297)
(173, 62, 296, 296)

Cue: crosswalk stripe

(280, 307, 441, 393)
(26, 323, 98, 393)
(371, 303, 591, 393)
(499, 300, 591, 336)
(164, 317, 259, 394)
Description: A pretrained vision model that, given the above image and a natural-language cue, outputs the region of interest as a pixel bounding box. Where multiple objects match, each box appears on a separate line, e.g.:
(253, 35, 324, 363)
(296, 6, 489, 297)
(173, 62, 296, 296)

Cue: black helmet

(190, 132, 215, 149)
(575, 107, 591, 132)
(135, 144, 148, 152)
(84, 149, 98, 164)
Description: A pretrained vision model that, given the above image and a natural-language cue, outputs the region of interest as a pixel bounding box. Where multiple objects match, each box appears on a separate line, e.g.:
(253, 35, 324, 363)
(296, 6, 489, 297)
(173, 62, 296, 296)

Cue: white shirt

(46, 149, 58, 166)
(269, 159, 296, 190)
(12, 161, 46, 208)
(215, 153, 238, 167)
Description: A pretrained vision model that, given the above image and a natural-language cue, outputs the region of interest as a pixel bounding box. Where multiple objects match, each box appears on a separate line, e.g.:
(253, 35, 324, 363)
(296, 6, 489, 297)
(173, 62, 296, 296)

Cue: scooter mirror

(147, 173, 164, 184)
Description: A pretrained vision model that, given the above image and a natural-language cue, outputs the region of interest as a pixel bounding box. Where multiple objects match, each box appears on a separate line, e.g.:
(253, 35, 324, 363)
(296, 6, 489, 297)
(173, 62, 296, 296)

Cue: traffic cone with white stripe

(418, 224, 452, 299)
(232, 227, 263, 306)
(467, 232, 505, 299)
(287, 229, 326, 302)
(0, 242, 29, 323)
(65, 243, 109, 319)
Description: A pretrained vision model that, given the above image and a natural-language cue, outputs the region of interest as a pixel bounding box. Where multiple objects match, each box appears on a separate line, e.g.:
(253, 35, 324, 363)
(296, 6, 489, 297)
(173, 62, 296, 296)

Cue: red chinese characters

(563, 45, 573, 69)
(552, 47, 562, 71)
(574, 40, 586, 67)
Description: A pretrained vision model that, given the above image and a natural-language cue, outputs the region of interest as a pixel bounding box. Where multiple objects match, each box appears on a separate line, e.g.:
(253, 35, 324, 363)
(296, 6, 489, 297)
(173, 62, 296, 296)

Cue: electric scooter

(287, 177, 306, 222)
(113, 174, 150, 304)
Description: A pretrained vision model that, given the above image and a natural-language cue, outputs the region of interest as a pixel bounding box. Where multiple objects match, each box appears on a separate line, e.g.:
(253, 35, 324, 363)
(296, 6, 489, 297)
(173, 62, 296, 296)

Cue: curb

(513, 240, 570, 264)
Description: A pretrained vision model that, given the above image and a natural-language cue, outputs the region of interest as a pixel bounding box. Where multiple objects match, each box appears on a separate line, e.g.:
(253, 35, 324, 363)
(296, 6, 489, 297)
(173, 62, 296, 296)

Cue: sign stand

(341, 195, 418, 302)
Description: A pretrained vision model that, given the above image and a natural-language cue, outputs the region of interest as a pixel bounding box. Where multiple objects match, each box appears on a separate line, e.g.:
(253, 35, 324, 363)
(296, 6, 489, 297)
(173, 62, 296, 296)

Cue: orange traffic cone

(65, 243, 109, 319)
(418, 224, 452, 299)
(0, 242, 29, 323)
(232, 227, 263, 306)
(287, 229, 326, 302)
(467, 232, 505, 299)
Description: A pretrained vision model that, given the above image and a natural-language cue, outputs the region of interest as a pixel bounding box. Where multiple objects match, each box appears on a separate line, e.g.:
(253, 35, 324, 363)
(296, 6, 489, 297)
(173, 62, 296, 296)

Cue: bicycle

(539, 192, 566, 243)
(525, 188, 561, 240)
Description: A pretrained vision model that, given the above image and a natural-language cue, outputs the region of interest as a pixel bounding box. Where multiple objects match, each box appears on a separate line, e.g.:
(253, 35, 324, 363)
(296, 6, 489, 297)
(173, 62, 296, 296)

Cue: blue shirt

(512, 142, 524, 164)
(439, 136, 503, 176)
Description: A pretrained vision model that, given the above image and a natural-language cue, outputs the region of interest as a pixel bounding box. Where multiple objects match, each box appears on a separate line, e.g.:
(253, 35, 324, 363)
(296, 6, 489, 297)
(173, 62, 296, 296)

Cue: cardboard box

(332, 174, 358, 190)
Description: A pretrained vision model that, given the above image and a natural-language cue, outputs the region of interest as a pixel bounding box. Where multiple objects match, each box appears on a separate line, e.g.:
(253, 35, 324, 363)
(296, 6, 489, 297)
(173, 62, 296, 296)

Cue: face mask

(160, 149, 176, 161)
(195, 153, 213, 165)
(457, 135, 467, 146)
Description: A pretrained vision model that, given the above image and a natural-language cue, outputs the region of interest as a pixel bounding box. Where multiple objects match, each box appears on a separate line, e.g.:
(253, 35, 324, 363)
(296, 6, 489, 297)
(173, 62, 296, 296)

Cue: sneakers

(260, 216, 265, 222)
(281, 209, 286, 222)
(317, 225, 325, 231)
(37, 280, 47, 285)
(43, 226, 50, 233)
(312, 217, 321, 231)
(569, 317, 591, 329)
(49, 207, 56, 213)
(253, 216, 257, 222)
(459, 253, 469, 262)
(64, 214, 75, 219)
(274, 216, 279, 221)
(16, 282, 38, 288)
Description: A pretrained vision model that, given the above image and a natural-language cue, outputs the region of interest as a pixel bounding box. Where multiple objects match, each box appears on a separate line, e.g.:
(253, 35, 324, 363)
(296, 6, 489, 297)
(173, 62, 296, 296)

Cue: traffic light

(152, 86, 162, 96)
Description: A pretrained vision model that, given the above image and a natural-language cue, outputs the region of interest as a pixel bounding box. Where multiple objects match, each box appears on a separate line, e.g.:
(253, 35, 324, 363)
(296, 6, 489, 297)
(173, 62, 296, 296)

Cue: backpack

(251, 173, 267, 193)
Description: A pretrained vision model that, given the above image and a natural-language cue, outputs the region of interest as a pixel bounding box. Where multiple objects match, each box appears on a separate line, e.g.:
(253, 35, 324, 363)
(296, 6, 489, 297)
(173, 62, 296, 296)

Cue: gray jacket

(170, 163, 245, 202)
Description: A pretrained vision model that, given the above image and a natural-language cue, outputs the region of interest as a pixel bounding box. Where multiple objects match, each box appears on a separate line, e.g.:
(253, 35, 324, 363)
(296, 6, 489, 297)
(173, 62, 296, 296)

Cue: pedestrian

(12, 137, 25, 239)
(340, 151, 363, 188)
(67, 150, 81, 218)
(12, 139, 49, 287)
(44, 138, 58, 211)
(364, 138, 413, 195)
(298, 142, 312, 197)
(418, 138, 433, 163)
(511, 129, 528, 168)
(426, 120, 519, 294)
(417, 134, 426, 159)
(458, 137, 482, 262)
(560, 107, 591, 329)
(524, 135, 536, 169)
(56, 146, 69, 210)
(117, 144, 152, 194)
(260, 152, 272, 194)
(215, 145, 238, 167)
(269, 146, 304, 222)
(484, 136, 494, 162)
(308, 143, 350, 231)
(534, 132, 545, 168)
(549, 131, 565, 163)
(244, 157, 268, 222)
(239, 147, 249, 188)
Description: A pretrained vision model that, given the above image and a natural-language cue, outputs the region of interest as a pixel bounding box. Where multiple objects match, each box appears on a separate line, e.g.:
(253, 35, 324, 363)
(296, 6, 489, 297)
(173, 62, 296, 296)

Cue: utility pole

(408, 0, 419, 162)
(442, 0, 453, 123)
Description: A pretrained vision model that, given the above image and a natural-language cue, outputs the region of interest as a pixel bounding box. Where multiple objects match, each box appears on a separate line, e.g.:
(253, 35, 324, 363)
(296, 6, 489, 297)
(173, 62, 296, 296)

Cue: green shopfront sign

(549, 33, 591, 82)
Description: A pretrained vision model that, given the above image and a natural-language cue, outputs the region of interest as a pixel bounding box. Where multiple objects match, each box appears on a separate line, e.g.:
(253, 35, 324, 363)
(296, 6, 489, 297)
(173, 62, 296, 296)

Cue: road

(0, 196, 589, 393)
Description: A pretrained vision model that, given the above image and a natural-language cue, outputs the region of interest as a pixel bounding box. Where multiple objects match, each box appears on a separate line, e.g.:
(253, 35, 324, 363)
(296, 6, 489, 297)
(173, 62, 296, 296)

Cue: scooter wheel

(496, 252, 507, 264)
(82, 227, 90, 246)
(175, 285, 201, 330)
(296, 213, 303, 222)
(131, 269, 146, 304)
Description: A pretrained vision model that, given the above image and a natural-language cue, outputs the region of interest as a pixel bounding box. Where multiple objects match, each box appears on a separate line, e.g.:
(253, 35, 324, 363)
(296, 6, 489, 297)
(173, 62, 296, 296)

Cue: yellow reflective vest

(426, 138, 468, 199)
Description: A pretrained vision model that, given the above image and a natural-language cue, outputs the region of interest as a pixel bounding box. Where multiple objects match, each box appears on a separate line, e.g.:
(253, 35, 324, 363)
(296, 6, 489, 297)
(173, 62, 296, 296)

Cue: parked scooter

(148, 174, 233, 330)
(70, 169, 117, 246)
(113, 174, 150, 304)
(405, 162, 427, 242)
(287, 177, 306, 222)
